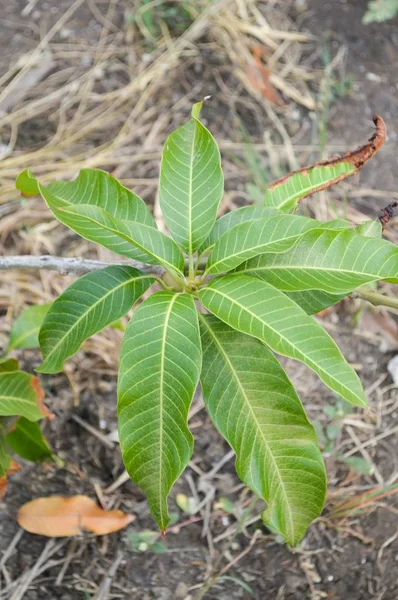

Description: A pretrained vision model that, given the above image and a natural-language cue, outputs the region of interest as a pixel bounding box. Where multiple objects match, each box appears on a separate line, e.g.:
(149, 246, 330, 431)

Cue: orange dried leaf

(0, 477, 7, 501)
(247, 46, 285, 106)
(17, 495, 135, 537)
(8, 459, 21, 473)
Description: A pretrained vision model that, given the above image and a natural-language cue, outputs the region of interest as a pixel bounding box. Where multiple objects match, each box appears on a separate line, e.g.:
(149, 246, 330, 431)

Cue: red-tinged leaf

(247, 47, 285, 106)
(0, 460, 21, 501)
(0, 477, 7, 501)
(0, 372, 53, 421)
(29, 376, 53, 420)
(264, 116, 386, 211)
(15, 169, 40, 196)
(17, 495, 135, 537)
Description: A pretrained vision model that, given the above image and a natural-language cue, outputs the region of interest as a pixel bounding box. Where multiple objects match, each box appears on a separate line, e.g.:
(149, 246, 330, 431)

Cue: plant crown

(8, 103, 397, 545)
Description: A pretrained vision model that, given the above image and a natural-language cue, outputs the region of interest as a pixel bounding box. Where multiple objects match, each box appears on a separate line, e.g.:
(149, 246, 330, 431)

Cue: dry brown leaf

(17, 495, 135, 537)
(247, 46, 285, 106)
(0, 477, 7, 501)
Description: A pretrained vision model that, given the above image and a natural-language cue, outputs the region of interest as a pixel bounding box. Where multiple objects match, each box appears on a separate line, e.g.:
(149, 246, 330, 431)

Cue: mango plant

(9, 104, 397, 546)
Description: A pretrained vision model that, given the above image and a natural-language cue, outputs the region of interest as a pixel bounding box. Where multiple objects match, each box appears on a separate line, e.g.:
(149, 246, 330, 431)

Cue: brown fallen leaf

(0, 477, 7, 501)
(17, 495, 135, 537)
(247, 46, 285, 106)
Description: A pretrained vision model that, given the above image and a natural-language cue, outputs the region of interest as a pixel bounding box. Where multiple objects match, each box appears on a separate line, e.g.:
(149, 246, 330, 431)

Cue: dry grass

(0, 0, 321, 372)
(0, 0, 316, 206)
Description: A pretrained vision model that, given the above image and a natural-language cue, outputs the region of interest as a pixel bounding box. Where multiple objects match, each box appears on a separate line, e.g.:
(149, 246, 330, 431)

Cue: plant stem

(357, 287, 398, 310)
(188, 253, 195, 280)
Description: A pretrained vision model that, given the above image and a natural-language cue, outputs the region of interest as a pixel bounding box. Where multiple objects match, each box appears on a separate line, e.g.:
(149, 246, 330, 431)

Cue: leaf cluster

(13, 103, 397, 545)
(0, 309, 53, 493)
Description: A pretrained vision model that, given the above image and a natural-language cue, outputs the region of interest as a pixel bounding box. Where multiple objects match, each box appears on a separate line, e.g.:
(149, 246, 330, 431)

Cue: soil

(1, 1, 398, 600)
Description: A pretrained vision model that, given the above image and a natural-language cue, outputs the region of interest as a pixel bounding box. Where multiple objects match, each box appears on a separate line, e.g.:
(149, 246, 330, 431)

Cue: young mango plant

(13, 104, 398, 546)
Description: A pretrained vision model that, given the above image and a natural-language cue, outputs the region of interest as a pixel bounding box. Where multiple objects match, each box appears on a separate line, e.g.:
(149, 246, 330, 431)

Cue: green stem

(153, 276, 171, 291)
(357, 287, 398, 310)
(188, 253, 195, 280)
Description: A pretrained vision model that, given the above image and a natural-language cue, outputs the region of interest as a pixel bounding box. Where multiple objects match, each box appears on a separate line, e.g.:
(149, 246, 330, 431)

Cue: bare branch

(0, 255, 165, 276)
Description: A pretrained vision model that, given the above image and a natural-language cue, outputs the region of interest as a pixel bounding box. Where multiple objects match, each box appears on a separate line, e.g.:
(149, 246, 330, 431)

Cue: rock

(387, 355, 398, 385)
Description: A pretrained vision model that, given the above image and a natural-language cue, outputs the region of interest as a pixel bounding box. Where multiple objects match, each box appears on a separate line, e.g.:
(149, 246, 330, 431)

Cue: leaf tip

(29, 376, 53, 420)
(15, 169, 40, 197)
(372, 114, 387, 151)
(191, 101, 203, 119)
(36, 361, 62, 376)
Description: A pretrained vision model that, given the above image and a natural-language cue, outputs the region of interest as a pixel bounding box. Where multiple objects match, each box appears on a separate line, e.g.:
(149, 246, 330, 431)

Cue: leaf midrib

(158, 293, 179, 529)
(0, 395, 33, 405)
(188, 120, 197, 258)
(13, 421, 46, 450)
(199, 314, 294, 541)
(238, 264, 390, 278)
(9, 325, 41, 350)
(201, 284, 363, 406)
(207, 226, 308, 274)
(41, 275, 153, 368)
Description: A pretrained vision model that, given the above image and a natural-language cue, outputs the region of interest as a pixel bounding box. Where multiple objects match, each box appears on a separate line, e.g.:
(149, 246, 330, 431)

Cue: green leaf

(38, 266, 155, 374)
(6, 417, 52, 462)
(198, 274, 366, 407)
(159, 104, 224, 254)
(235, 228, 398, 294)
(118, 292, 201, 530)
(0, 358, 19, 373)
(22, 168, 155, 223)
(0, 433, 12, 477)
(51, 204, 185, 275)
(8, 304, 51, 352)
(0, 372, 51, 421)
(356, 219, 382, 237)
(264, 116, 386, 212)
(284, 290, 345, 315)
(15, 169, 39, 196)
(206, 214, 352, 274)
(200, 315, 326, 546)
(21, 169, 158, 264)
(198, 206, 278, 255)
